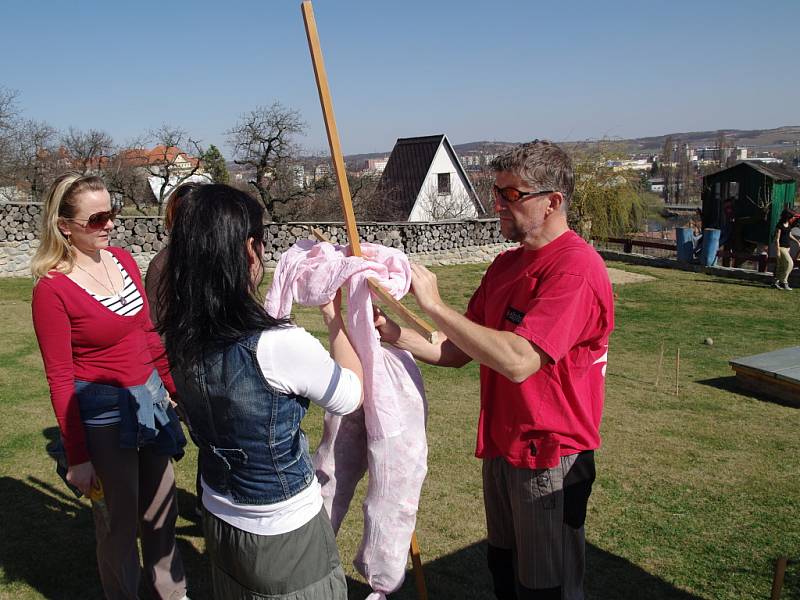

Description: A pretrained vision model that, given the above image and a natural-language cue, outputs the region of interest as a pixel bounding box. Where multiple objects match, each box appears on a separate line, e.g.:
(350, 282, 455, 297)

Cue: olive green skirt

(202, 507, 348, 599)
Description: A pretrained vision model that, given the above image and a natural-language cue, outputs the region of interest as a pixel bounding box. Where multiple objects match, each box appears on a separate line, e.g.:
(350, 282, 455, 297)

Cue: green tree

(569, 141, 646, 240)
(201, 144, 230, 184)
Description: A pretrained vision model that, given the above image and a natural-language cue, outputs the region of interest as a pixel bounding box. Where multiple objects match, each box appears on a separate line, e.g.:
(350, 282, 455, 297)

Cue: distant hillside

(336, 126, 800, 161)
(624, 126, 800, 152)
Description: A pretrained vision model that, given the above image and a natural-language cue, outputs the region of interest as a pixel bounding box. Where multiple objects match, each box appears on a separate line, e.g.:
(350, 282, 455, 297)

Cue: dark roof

(377, 134, 486, 219)
(704, 160, 798, 183)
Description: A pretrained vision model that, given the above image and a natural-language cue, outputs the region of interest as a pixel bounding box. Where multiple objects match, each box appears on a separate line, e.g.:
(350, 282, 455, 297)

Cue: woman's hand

(319, 289, 343, 325)
(373, 306, 401, 344)
(67, 461, 96, 496)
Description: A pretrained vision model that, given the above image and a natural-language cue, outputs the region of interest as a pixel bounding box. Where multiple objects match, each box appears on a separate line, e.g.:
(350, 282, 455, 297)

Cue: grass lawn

(1, 261, 798, 599)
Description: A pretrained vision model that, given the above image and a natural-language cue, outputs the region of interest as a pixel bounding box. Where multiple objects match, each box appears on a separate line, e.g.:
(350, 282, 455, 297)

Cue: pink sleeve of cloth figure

(266, 240, 428, 599)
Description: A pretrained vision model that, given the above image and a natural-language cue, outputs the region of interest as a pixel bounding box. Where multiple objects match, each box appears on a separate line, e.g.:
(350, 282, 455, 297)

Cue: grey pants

(483, 453, 595, 600)
(776, 246, 793, 283)
(202, 507, 348, 599)
(85, 425, 186, 600)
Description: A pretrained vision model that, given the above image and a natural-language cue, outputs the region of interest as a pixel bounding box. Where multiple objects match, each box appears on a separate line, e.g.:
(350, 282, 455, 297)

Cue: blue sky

(1, 0, 798, 156)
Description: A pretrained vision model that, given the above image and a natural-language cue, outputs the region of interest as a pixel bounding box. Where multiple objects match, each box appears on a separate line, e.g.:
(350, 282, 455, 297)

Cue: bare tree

(661, 135, 674, 203)
(61, 127, 114, 173)
(104, 140, 152, 213)
(226, 102, 314, 219)
(9, 119, 60, 201)
(716, 130, 729, 168)
(0, 87, 20, 197)
(145, 124, 205, 214)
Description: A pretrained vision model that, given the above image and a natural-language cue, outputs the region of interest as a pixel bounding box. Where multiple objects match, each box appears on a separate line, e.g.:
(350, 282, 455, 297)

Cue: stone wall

(0, 202, 512, 276)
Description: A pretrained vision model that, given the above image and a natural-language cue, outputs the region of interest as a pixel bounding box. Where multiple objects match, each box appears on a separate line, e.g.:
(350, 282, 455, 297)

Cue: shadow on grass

(342, 541, 702, 599)
(698, 376, 800, 409)
(2, 430, 700, 600)
(0, 473, 704, 600)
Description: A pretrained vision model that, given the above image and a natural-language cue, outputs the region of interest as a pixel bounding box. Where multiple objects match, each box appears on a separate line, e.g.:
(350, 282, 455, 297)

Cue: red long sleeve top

(31, 247, 176, 466)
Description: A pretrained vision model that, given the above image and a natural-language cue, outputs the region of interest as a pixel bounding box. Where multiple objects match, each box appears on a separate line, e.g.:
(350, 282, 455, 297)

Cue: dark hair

(158, 184, 288, 369)
(164, 182, 203, 231)
(779, 208, 797, 224)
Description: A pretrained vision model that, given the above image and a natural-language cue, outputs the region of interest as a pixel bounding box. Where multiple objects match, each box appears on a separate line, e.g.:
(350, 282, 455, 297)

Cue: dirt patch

(607, 267, 655, 285)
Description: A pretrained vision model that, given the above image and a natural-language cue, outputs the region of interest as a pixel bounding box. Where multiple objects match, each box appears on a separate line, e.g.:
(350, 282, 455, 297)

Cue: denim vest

(172, 331, 315, 505)
(74, 370, 186, 459)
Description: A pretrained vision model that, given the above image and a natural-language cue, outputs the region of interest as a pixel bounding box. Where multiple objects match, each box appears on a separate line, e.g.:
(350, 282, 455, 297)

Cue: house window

(728, 181, 739, 199)
(437, 173, 451, 195)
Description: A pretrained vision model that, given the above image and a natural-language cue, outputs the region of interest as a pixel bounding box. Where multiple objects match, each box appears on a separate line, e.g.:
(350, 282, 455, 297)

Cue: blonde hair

(30, 172, 107, 280)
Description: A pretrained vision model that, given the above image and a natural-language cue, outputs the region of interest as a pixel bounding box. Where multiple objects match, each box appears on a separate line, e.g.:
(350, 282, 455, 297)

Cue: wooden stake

(409, 531, 428, 600)
(655, 341, 665, 388)
(675, 347, 680, 396)
(301, 5, 428, 598)
(771, 557, 788, 600)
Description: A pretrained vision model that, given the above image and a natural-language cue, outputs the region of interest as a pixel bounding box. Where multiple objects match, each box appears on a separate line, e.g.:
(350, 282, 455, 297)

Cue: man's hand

(373, 306, 401, 344)
(410, 263, 444, 314)
(67, 461, 96, 496)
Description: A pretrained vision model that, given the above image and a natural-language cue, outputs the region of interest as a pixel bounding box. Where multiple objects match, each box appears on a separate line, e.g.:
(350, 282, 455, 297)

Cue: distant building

(290, 164, 305, 188)
(695, 146, 748, 164)
(608, 158, 653, 172)
(363, 157, 389, 173)
(146, 173, 212, 204)
(377, 134, 486, 221)
(314, 164, 331, 181)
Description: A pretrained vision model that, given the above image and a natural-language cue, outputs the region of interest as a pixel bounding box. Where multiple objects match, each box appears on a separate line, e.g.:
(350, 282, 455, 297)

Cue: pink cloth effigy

(266, 240, 428, 599)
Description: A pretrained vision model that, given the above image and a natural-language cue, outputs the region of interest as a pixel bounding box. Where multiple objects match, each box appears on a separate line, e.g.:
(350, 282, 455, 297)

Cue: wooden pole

(770, 557, 788, 600)
(301, 4, 429, 598)
(655, 341, 665, 388)
(301, 0, 360, 256)
(301, 3, 436, 344)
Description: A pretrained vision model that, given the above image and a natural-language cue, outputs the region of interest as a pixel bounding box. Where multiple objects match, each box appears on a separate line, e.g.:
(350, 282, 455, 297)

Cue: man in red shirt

(376, 140, 614, 599)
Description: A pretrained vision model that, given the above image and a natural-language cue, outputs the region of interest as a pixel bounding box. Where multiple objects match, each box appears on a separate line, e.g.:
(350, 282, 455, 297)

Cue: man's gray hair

(490, 140, 574, 210)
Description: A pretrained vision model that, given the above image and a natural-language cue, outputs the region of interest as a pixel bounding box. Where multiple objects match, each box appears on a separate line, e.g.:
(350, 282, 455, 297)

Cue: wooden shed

(701, 161, 797, 250)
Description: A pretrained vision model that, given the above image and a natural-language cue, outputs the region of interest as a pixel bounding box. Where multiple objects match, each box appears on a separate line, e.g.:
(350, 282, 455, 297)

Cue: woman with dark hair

(773, 208, 799, 290)
(31, 172, 188, 599)
(145, 181, 203, 328)
(159, 184, 363, 599)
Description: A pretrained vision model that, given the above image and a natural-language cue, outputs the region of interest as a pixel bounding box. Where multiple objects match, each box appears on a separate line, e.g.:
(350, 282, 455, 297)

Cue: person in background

(158, 184, 363, 599)
(376, 141, 614, 600)
(30, 172, 188, 600)
(145, 181, 202, 328)
(773, 208, 800, 290)
(144, 182, 203, 516)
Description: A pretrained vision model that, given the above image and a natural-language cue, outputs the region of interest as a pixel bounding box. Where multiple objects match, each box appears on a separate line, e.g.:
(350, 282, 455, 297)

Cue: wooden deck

(729, 346, 800, 407)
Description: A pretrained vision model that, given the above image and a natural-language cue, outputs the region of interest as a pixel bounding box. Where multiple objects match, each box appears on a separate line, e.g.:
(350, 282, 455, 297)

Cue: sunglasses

(67, 210, 118, 230)
(492, 185, 555, 204)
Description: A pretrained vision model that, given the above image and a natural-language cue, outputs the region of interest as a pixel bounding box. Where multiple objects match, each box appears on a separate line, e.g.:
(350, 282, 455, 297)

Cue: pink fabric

(266, 240, 428, 595)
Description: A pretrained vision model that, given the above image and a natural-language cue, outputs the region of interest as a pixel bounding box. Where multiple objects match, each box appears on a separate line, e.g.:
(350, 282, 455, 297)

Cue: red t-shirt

(466, 231, 614, 469)
(31, 247, 175, 466)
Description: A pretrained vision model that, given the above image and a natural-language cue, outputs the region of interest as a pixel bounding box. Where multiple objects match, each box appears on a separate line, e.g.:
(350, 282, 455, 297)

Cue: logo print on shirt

(505, 307, 524, 325)
(593, 347, 609, 377)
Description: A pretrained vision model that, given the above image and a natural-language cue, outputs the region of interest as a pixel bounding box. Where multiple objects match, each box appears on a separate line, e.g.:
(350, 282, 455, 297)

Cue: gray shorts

(482, 452, 595, 600)
(202, 507, 348, 599)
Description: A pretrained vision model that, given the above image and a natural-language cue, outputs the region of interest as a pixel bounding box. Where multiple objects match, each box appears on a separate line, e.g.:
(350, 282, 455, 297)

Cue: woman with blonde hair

(31, 172, 188, 600)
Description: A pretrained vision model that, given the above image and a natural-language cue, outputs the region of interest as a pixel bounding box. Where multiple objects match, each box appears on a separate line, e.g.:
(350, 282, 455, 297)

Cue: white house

(377, 134, 486, 221)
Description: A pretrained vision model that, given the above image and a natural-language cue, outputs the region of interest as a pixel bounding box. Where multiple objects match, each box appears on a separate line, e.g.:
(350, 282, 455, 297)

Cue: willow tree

(568, 141, 646, 241)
